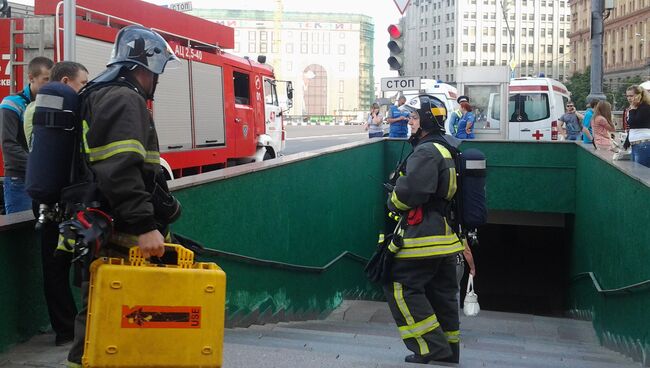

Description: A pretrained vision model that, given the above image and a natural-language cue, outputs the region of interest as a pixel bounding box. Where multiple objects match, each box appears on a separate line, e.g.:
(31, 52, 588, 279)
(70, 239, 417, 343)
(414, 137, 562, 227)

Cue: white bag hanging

(463, 274, 480, 317)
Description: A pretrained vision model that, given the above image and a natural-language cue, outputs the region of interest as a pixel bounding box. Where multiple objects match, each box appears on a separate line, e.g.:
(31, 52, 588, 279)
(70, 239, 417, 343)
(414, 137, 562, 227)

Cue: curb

(285, 122, 365, 126)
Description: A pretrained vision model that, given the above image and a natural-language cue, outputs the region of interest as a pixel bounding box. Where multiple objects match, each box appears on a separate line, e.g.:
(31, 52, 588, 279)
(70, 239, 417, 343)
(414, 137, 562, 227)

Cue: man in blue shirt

(581, 99, 597, 144)
(386, 96, 409, 138)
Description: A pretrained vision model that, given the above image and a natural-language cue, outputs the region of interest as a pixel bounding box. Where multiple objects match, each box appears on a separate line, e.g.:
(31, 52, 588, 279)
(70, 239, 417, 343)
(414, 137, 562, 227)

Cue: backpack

(427, 135, 488, 235)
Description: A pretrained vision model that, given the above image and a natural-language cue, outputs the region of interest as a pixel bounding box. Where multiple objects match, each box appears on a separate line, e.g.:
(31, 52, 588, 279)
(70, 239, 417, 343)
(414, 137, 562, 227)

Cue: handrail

(572, 272, 650, 295)
(173, 233, 369, 274)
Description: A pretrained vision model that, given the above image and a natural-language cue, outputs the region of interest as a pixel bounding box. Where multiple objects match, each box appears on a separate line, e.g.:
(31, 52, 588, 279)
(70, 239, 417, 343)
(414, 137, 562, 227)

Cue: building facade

(191, 9, 374, 117)
(569, 0, 650, 84)
(402, 0, 572, 82)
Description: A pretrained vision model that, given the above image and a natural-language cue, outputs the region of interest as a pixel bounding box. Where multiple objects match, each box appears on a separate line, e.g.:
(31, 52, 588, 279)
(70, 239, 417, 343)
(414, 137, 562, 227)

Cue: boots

(404, 343, 459, 364)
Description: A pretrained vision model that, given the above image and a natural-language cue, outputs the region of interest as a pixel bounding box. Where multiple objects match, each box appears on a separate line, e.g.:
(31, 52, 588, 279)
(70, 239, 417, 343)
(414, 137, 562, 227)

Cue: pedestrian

(592, 100, 616, 150)
(624, 85, 650, 167)
(558, 101, 582, 141)
(580, 99, 597, 145)
(386, 95, 409, 138)
(449, 95, 469, 135)
(24, 61, 89, 347)
(454, 101, 475, 139)
(24, 61, 89, 150)
(0, 56, 53, 213)
(383, 94, 464, 364)
(66, 25, 181, 368)
(365, 103, 384, 138)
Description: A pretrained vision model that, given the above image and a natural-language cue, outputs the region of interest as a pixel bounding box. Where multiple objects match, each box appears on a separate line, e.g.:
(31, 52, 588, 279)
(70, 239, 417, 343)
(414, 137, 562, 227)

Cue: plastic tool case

(83, 244, 226, 368)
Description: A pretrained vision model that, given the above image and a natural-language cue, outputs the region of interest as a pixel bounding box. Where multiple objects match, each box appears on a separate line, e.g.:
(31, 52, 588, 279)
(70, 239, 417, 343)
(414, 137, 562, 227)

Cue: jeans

(369, 131, 383, 138)
(631, 141, 650, 168)
(3, 176, 31, 213)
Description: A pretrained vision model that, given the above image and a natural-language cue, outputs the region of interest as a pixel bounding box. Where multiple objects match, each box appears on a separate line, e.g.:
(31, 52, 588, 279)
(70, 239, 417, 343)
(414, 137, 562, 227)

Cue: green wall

(171, 142, 387, 324)
(570, 148, 650, 362)
(0, 140, 648, 363)
(0, 224, 50, 351)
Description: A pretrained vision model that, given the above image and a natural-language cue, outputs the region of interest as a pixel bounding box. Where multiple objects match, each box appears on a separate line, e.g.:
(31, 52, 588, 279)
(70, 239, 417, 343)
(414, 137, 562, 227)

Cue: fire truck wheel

(263, 148, 274, 160)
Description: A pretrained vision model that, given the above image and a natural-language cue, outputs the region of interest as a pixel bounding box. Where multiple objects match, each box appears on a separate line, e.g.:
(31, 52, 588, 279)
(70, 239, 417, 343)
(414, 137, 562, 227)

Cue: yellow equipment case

(83, 243, 226, 368)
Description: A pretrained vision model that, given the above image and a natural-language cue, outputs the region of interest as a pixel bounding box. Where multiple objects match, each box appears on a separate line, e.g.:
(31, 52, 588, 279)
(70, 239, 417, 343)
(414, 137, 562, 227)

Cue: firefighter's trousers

(383, 254, 460, 362)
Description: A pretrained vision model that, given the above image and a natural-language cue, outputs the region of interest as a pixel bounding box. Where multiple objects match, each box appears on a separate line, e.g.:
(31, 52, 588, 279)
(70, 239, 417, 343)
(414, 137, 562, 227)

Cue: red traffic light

(388, 24, 402, 39)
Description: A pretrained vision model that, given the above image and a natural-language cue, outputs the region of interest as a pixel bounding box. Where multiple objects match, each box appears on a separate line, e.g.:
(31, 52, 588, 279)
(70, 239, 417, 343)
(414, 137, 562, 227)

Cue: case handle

(129, 243, 194, 268)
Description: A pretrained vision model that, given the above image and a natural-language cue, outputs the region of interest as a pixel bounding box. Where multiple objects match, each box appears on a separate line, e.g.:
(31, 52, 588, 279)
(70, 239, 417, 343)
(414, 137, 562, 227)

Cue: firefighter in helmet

(383, 94, 464, 364)
(66, 25, 181, 367)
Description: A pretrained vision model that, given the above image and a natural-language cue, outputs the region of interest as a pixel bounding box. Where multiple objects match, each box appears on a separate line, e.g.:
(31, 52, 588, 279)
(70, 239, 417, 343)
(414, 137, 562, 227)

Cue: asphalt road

(282, 125, 374, 155)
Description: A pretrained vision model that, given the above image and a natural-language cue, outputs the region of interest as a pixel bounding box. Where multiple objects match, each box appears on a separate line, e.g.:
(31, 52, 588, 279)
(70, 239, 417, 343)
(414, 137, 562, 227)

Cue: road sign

(381, 76, 421, 91)
(392, 0, 411, 15)
(166, 1, 192, 12)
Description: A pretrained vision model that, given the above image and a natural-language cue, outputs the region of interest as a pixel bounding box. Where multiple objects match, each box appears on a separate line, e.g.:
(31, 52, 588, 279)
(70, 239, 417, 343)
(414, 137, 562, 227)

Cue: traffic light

(387, 24, 404, 72)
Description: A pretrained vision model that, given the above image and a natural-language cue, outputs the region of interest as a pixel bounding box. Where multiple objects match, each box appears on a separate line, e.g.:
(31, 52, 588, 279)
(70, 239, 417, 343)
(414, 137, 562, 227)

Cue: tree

(565, 67, 591, 108)
(604, 76, 644, 111)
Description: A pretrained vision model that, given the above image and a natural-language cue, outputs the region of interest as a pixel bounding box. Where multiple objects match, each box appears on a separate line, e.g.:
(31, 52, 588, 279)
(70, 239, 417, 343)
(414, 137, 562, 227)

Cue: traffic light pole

(587, 0, 606, 102)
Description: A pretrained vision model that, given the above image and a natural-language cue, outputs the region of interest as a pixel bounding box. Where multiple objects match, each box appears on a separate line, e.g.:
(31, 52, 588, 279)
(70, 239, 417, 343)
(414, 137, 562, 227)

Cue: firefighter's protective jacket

(82, 79, 161, 236)
(387, 133, 464, 259)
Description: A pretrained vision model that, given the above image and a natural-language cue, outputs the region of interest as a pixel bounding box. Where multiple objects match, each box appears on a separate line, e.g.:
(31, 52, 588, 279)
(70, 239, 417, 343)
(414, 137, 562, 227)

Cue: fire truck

(0, 0, 293, 179)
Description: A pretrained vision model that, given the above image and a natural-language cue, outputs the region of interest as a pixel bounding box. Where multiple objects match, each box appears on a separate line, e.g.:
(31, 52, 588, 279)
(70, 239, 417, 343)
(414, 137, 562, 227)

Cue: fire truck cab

(0, 0, 293, 179)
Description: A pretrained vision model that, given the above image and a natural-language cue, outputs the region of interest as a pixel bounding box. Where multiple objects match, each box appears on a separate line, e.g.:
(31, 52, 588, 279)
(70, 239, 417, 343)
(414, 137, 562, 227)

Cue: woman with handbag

(624, 85, 650, 167)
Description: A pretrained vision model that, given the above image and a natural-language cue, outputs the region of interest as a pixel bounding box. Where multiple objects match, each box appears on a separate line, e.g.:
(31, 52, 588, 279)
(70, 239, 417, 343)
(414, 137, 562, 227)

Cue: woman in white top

(365, 103, 384, 138)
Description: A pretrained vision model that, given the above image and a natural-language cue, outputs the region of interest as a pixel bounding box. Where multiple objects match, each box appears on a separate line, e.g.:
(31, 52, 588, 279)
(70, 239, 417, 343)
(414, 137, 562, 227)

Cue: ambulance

(487, 77, 571, 141)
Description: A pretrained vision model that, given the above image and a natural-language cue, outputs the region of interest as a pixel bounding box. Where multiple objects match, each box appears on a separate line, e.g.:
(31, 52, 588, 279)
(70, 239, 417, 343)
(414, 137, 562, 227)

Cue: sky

(10, 0, 407, 81)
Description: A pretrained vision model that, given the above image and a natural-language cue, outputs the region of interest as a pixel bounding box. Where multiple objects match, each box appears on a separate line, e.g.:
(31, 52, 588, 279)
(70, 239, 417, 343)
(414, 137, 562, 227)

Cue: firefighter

(383, 94, 465, 364)
(66, 25, 181, 368)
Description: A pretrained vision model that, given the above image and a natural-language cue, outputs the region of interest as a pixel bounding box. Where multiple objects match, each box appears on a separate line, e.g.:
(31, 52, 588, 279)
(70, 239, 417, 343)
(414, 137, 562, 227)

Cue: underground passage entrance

(464, 217, 572, 317)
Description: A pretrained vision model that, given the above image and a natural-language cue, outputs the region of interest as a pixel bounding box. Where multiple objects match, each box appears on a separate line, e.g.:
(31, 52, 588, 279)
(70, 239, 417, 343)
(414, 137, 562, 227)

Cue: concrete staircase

(0, 301, 640, 367)
(222, 300, 640, 368)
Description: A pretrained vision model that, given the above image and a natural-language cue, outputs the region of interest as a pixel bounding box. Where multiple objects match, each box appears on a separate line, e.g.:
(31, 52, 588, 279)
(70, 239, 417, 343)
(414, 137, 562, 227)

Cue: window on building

(547, 45, 552, 53)
(249, 31, 256, 41)
(490, 43, 496, 52)
(529, 28, 534, 37)
(502, 43, 508, 52)
(529, 44, 534, 53)
(248, 43, 256, 53)
(541, 28, 546, 37)
(260, 43, 268, 53)
(559, 45, 564, 54)
(301, 43, 308, 54)
(301, 32, 307, 41)
(339, 62, 345, 71)
(490, 27, 496, 36)
(483, 28, 489, 36)
(464, 26, 469, 35)
(338, 45, 346, 54)
(483, 44, 488, 52)
(482, 60, 488, 66)
(470, 44, 476, 52)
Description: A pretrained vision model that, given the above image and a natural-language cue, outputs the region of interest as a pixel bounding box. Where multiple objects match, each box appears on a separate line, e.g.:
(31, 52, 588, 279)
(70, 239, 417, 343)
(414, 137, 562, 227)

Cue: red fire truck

(0, 0, 293, 179)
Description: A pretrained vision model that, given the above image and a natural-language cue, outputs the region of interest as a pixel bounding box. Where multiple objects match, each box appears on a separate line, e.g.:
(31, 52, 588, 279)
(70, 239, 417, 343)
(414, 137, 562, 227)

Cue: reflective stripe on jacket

(82, 81, 161, 235)
(388, 134, 463, 259)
